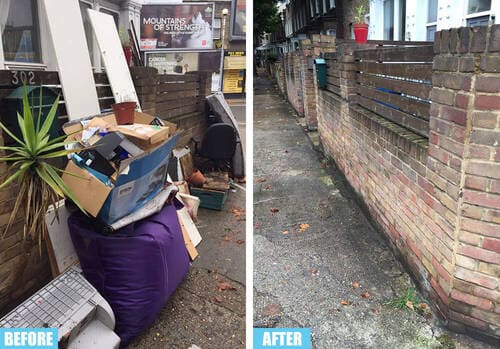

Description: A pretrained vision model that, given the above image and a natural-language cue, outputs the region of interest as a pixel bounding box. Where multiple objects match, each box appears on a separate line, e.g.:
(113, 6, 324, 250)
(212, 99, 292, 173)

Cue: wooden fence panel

(353, 44, 433, 137)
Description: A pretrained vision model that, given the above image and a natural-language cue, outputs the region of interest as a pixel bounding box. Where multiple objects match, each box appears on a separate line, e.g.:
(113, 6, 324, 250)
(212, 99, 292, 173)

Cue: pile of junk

(0, 92, 244, 349)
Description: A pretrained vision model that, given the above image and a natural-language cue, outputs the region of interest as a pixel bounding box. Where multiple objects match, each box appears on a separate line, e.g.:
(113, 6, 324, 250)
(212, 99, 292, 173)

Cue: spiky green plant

(0, 86, 85, 252)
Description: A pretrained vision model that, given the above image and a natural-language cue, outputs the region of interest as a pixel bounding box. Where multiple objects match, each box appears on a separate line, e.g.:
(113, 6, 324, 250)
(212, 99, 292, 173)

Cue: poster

(223, 70, 245, 94)
(146, 51, 220, 74)
(140, 3, 215, 50)
(146, 52, 199, 74)
(231, 0, 246, 40)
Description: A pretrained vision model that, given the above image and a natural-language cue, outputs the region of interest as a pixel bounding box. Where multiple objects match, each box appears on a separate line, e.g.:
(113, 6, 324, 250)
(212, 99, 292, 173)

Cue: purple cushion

(68, 203, 189, 346)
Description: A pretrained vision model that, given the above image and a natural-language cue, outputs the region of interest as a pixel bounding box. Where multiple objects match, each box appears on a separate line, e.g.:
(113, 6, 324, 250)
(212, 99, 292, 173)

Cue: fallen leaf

(341, 299, 350, 306)
(236, 239, 245, 244)
(311, 268, 319, 275)
(405, 300, 414, 310)
(270, 208, 280, 214)
(299, 223, 310, 232)
(216, 281, 237, 292)
(417, 303, 429, 312)
(212, 296, 223, 303)
(262, 303, 282, 317)
(264, 184, 272, 190)
(223, 235, 232, 242)
(352, 281, 360, 289)
(282, 230, 289, 235)
(256, 178, 266, 183)
(360, 292, 370, 298)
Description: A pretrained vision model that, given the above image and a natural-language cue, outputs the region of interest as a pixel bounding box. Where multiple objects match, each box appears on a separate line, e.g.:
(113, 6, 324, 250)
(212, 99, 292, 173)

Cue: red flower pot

(353, 23, 369, 44)
(111, 101, 136, 125)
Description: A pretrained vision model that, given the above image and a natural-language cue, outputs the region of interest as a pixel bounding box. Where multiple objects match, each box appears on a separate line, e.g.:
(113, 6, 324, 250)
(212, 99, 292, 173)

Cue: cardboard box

(62, 112, 180, 225)
(62, 111, 177, 139)
(116, 124, 169, 148)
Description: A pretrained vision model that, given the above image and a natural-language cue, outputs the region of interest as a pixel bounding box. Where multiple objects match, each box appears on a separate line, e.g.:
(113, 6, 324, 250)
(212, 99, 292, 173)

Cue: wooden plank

(156, 97, 199, 111)
(158, 74, 200, 83)
(354, 45, 434, 62)
(157, 104, 201, 119)
(356, 61, 432, 81)
(156, 89, 200, 102)
(178, 209, 199, 261)
(357, 85, 430, 119)
(357, 73, 431, 100)
(157, 81, 199, 93)
(357, 95, 429, 137)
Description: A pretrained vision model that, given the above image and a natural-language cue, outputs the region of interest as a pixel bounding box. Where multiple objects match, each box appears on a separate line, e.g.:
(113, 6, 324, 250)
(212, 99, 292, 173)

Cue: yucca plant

(0, 86, 85, 253)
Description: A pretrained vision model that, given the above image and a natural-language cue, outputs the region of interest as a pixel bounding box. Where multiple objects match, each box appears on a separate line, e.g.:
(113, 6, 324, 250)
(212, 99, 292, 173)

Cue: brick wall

(431, 26, 500, 336)
(279, 35, 335, 128)
(316, 26, 500, 341)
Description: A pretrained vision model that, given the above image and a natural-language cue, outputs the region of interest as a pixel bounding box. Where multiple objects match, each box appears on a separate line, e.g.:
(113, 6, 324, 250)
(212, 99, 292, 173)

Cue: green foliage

(385, 287, 430, 316)
(0, 86, 85, 251)
(254, 0, 281, 40)
(353, 4, 366, 23)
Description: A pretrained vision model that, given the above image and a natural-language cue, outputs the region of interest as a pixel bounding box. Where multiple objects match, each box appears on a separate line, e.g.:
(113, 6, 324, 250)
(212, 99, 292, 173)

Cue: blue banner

(0, 328, 57, 349)
(254, 328, 311, 349)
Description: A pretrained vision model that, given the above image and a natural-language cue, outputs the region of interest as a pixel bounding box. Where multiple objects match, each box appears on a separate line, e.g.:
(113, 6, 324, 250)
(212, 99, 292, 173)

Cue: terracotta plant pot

(187, 170, 206, 187)
(112, 101, 136, 125)
(353, 23, 369, 44)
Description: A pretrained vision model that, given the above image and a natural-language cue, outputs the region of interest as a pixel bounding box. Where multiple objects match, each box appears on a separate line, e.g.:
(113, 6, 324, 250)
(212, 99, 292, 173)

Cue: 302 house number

(11, 70, 36, 85)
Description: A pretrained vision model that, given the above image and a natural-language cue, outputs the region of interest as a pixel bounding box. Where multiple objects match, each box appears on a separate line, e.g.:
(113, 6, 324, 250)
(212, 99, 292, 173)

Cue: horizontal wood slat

(356, 95, 429, 137)
(354, 45, 434, 62)
(357, 74, 432, 100)
(357, 85, 430, 119)
(356, 62, 432, 81)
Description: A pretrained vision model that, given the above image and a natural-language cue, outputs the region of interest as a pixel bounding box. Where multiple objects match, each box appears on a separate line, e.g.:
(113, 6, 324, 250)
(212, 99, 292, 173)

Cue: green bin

(314, 58, 327, 89)
(1, 86, 60, 142)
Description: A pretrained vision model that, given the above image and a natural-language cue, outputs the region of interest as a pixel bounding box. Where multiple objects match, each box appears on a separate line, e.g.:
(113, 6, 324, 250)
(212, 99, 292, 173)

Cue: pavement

(130, 103, 246, 349)
(253, 72, 496, 349)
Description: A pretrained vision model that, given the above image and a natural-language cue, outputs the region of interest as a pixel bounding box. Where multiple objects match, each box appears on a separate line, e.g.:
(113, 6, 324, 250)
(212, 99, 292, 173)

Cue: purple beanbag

(68, 203, 189, 347)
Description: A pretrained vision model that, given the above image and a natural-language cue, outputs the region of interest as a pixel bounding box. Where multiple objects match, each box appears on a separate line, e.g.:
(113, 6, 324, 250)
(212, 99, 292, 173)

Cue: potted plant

(0, 86, 85, 254)
(353, 5, 369, 44)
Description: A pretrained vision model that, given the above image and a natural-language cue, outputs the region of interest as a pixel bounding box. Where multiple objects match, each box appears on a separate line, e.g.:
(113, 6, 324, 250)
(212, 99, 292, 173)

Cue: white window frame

(1, 0, 49, 70)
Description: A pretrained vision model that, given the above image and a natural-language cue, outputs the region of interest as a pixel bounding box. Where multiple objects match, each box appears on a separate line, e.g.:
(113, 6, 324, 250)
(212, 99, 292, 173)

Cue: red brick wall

(316, 26, 500, 341)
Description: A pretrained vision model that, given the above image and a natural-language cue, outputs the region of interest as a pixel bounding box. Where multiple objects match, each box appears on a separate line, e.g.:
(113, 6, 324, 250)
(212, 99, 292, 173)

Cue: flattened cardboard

(62, 161, 112, 217)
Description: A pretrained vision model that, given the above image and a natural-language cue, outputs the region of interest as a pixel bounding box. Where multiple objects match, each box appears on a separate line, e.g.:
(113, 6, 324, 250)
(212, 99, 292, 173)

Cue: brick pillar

(298, 38, 318, 130)
(429, 25, 500, 340)
(290, 52, 303, 116)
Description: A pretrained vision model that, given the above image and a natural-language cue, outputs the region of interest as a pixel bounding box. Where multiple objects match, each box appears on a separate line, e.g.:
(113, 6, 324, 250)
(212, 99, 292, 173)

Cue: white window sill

(4, 61, 47, 71)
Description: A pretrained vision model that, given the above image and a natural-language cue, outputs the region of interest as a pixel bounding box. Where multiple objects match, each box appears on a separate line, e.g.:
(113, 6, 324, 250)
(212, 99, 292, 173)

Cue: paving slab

(253, 75, 496, 349)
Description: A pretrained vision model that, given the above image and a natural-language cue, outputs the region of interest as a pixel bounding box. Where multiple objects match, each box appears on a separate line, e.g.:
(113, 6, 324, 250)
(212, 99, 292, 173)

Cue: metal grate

(0, 267, 96, 329)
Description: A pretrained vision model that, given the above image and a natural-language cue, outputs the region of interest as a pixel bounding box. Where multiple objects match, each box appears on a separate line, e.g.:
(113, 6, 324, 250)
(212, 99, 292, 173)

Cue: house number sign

(11, 71, 36, 86)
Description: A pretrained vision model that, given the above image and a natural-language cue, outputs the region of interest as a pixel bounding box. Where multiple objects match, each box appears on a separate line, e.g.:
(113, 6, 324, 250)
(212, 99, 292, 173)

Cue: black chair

(193, 123, 237, 171)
